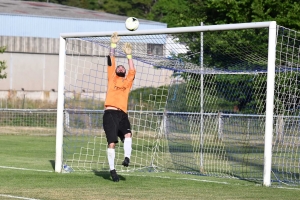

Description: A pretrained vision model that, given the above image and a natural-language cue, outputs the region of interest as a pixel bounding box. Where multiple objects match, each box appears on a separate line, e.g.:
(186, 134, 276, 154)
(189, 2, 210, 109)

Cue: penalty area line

(0, 194, 40, 200)
(0, 166, 53, 173)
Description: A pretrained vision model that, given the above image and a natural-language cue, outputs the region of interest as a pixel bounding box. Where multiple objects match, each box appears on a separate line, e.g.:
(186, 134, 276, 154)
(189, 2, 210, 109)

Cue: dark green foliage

(167, 83, 188, 112)
(274, 71, 300, 115)
(204, 0, 300, 30)
(28, 0, 155, 17)
(129, 84, 190, 112)
(99, 0, 155, 18)
(148, 0, 203, 27)
(23, 0, 100, 10)
(149, 0, 300, 31)
(129, 86, 168, 111)
(214, 74, 258, 113)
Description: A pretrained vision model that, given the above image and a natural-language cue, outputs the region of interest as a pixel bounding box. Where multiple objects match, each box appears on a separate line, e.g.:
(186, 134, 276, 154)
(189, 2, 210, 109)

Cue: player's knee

(124, 133, 132, 138)
(108, 143, 116, 148)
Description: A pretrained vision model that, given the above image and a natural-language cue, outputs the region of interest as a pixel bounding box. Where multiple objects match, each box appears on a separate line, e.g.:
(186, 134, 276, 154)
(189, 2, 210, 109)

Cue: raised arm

(107, 32, 120, 79)
(110, 32, 120, 57)
(123, 43, 135, 71)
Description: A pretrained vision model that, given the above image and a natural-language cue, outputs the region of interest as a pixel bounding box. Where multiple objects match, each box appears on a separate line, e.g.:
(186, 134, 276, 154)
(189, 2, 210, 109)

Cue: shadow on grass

(49, 160, 55, 170)
(48, 161, 126, 181)
(93, 170, 126, 181)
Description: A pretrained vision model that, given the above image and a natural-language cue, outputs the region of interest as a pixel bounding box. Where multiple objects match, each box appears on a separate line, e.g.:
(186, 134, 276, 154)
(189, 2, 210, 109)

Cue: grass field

(1, 134, 300, 200)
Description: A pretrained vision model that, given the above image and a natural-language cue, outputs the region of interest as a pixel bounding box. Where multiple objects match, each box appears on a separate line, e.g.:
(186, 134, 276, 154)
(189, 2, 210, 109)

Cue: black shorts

(103, 110, 132, 144)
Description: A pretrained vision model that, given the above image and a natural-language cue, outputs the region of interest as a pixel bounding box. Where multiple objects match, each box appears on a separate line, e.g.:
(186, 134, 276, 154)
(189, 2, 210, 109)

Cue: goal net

(55, 22, 300, 186)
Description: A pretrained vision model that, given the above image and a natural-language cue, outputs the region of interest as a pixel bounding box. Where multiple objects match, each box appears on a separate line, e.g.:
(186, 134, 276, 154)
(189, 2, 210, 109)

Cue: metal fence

(0, 109, 57, 135)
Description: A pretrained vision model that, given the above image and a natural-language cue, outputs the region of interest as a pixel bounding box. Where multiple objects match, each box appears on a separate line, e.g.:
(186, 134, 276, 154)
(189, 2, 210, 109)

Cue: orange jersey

(104, 56, 136, 113)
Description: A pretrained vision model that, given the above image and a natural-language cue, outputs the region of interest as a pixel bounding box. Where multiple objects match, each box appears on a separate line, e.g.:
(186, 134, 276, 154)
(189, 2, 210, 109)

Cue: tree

(205, 0, 300, 30)
(98, 0, 156, 18)
(149, 0, 300, 31)
(148, 0, 206, 27)
(0, 46, 7, 79)
(22, 0, 101, 10)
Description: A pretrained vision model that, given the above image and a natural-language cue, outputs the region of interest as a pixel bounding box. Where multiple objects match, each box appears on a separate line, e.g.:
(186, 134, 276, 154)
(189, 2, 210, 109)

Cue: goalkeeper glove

(110, 32, 120, 48)
(123, 43, 132, 59)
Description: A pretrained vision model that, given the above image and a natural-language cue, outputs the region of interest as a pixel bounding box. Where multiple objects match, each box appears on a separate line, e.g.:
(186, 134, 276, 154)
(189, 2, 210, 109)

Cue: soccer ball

(125, 17, 139, 31)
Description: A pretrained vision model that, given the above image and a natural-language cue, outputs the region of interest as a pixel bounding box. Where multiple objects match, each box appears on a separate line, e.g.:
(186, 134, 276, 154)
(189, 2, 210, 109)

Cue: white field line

(0, 166, 53, 173)
(276, 186, 300, 191)
(0, 194, 40, 200)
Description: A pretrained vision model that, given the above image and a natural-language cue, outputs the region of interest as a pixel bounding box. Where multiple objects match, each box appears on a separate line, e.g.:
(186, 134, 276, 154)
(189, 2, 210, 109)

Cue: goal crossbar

(60, 21, 274, 38)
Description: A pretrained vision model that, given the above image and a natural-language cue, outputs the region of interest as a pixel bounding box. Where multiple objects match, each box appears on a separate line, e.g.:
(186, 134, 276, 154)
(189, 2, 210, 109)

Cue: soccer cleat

(110, 169, 119, 182)
(122, 157, 130, 167)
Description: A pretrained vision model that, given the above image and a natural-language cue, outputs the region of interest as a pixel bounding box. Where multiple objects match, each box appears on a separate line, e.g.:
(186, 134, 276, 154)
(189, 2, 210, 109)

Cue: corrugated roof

(0, 0, 166, 38)
(0, 0, 164, 25)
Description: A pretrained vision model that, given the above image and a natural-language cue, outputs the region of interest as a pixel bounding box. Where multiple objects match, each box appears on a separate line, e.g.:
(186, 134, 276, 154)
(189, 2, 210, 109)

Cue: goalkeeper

(103, 32, 136, 182)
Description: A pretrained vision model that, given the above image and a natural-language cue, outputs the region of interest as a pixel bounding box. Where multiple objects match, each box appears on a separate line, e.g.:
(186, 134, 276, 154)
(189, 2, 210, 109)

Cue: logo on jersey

(114, 86, 126, 91)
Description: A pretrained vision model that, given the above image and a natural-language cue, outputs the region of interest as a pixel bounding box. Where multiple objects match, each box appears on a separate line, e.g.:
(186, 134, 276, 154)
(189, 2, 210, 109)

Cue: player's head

(116, 65, 126, 77)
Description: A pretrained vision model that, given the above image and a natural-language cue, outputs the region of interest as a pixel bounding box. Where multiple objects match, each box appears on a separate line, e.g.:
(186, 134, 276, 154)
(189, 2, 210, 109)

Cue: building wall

(0, 13, 168, 102)
(0, 38, 172, 102)
(0, 52, 58, 91)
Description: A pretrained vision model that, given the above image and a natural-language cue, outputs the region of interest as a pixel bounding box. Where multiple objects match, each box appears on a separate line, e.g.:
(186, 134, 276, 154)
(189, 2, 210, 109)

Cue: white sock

(124, 138, 132, 159)
(107, 148, 115, 170)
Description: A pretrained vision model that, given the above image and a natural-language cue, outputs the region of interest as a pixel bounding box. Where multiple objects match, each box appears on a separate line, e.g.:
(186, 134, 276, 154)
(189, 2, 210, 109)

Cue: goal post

(263, 21, 277, 187)
(55, 36, 66, 173)
(55, 21, 300, 187)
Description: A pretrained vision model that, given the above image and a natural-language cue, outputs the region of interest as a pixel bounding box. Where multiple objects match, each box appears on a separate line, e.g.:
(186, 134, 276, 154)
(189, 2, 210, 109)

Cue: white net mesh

(272, 26, 300, 184)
